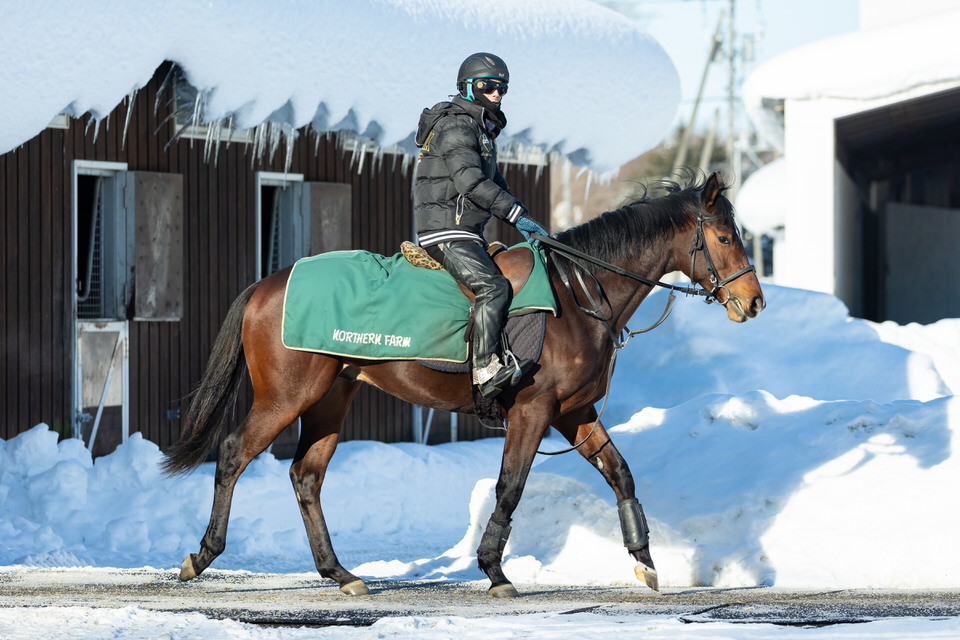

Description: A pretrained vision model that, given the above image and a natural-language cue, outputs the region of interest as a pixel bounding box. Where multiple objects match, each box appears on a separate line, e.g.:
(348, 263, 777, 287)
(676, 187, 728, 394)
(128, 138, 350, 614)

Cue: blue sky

(598, 0, 861, 131)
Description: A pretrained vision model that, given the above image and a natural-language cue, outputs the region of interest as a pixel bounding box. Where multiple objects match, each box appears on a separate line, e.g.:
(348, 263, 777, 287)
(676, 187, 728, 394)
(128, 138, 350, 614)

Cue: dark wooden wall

(0, 61, 550, 454)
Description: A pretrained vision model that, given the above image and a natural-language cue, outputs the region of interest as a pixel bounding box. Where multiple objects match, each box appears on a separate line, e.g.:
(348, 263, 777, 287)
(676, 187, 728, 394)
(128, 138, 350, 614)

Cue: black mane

(554, 173, 731, 269)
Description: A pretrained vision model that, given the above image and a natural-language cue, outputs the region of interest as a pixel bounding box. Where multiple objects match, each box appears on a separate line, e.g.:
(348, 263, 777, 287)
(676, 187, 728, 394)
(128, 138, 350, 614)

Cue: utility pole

(726, 0, 738, 200)
(671, 10, 724, 178)
(698, 108, 720, 174)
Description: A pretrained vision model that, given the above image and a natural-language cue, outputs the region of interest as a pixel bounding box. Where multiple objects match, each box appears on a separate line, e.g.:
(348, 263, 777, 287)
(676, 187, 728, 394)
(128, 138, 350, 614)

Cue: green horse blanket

(281, 245, 557, 362)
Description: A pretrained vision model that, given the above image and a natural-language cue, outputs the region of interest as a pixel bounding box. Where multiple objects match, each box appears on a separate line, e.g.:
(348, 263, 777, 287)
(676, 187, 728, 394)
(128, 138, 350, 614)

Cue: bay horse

(162, 171, 764, 597)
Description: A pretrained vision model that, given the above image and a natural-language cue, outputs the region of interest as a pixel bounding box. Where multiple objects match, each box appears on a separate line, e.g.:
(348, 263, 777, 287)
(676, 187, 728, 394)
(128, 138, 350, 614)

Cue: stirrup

(476, 351, 532, 398)
(478, 364, 517, 398)
(501, 348, 525, 386)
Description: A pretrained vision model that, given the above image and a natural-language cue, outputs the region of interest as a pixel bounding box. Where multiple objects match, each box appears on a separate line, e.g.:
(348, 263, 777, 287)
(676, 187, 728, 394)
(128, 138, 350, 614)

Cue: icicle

(203, 118, 214, 164)
(189, 92, 205, 149)
(155, 65, 175, 116)
(348, 137, 359, 171)
(85, 115, 102, 143)
(224, 115, 234, 150)
(283, 126, 296, 173)
(121, 89, 138, 150)
(267, 123, 282, 164)
(204, 117, 227, 166)
(251, 123, 268, 169)
(356, 140, 368, 175)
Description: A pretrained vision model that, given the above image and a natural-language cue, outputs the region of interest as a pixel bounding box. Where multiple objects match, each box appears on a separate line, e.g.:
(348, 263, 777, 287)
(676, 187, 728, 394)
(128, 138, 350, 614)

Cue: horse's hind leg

(289, 375, 368, 595)
(554, 408, 659, 591)
(179, 399, 304, 581)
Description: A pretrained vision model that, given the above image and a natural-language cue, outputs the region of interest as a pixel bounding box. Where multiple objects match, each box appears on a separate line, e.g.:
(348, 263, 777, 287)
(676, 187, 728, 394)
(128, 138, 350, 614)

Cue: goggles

(473, 78, 508, 95)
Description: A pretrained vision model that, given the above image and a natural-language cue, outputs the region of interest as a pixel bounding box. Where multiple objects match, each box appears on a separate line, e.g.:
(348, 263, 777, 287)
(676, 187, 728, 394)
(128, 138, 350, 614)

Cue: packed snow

(3, 606, 960, 640)
(0, 0, 679, 172)
(2, 284, 959, 637)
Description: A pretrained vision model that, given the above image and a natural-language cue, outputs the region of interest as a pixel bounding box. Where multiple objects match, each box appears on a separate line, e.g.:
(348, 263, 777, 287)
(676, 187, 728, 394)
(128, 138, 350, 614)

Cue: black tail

(162, 282, 260, 475)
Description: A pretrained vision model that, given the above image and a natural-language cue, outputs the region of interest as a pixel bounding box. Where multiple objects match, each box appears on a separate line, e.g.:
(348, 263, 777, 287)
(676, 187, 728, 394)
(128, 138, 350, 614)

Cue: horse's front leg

(477, 397, 554, 598)
(554, 408, 659, 591)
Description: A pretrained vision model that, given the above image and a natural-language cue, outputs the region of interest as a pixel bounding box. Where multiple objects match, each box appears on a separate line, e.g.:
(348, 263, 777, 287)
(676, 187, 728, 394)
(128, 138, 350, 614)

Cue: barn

(0, 1, 680, 457)
(742, 2, 960, 324)
(1, 61, 555, 457)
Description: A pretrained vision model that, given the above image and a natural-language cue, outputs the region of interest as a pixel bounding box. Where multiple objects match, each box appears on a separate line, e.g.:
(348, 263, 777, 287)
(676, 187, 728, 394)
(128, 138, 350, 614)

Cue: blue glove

(515, 215, 548, 247)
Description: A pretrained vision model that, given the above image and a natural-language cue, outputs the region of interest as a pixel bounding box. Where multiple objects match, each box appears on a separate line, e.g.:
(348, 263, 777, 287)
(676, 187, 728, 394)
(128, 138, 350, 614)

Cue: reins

(530, 214, 755, 456)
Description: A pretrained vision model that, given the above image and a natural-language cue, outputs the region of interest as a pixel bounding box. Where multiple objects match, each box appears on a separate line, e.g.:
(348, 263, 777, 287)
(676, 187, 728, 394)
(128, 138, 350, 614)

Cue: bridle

(688, 211, 756, 307)
(535, 209, 755, 312)
(530, 210, 755, 455)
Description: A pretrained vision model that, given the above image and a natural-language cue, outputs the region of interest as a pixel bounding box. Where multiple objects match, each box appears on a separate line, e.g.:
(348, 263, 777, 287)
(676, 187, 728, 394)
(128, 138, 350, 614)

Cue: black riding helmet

(457, 52, 509, 104)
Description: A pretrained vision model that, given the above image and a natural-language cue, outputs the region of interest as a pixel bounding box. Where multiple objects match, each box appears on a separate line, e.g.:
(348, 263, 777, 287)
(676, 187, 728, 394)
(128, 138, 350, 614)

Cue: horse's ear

(701, 171, 725, 211)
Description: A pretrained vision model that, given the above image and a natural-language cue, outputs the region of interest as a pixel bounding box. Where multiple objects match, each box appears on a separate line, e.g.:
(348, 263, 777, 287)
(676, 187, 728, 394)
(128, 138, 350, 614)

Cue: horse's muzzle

(727, 293, 765, 322)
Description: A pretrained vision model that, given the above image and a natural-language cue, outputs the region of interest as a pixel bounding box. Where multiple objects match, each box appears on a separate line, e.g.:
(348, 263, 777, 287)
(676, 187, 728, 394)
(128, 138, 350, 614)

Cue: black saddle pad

(418, 311, 546, 374)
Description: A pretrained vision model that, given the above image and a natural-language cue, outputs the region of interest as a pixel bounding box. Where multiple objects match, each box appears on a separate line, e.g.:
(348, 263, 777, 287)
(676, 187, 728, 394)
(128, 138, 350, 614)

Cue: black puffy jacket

(414, 96, 524, 247)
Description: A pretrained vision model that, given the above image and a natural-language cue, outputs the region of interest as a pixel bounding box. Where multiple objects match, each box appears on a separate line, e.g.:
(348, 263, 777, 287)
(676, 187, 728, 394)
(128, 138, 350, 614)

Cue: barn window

(73, 162, 184, 320)
(256, 172, 352, 278)
(256, 172, 306, 278)
(74, 162, 130, 320)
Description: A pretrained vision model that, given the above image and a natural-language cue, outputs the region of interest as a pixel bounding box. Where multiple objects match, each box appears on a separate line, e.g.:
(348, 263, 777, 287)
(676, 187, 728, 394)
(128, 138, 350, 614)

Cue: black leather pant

(436, 240, 509, 371)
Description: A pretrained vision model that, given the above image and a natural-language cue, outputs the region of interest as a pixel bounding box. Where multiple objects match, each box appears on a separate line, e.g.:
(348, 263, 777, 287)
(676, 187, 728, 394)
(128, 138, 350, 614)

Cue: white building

(743, 0, 960, 323)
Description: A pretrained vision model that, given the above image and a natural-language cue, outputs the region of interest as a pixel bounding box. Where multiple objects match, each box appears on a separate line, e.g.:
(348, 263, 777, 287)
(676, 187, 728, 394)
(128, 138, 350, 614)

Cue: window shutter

(305, 182, 352, 254)
(124, 171, 184, 320)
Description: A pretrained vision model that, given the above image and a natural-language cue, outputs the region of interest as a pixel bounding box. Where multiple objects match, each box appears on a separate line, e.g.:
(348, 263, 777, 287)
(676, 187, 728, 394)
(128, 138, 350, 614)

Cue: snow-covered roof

(0, 0, 680, 172)
(743, 7, 960, 151)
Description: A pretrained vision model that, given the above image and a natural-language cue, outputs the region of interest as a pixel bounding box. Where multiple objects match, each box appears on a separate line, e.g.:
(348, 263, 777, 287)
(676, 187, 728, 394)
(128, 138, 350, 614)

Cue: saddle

(400, 241, 535, 299)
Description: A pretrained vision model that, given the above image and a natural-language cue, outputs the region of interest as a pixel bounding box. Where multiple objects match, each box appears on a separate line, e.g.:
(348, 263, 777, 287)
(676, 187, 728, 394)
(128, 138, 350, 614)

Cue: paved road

(1, 568, 958, 628)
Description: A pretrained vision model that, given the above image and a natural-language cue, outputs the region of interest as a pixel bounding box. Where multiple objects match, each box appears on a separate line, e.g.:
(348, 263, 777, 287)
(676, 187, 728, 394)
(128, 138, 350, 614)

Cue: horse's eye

(717, 235, 731, 245)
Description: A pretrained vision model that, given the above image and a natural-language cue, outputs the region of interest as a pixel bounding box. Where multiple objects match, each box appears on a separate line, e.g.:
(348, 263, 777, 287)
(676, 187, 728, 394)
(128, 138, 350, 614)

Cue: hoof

(489, 583, 519, 598)
(635, 561, 660, 592)
(180, 554, 198, 582)
(339, 579, 370, 596)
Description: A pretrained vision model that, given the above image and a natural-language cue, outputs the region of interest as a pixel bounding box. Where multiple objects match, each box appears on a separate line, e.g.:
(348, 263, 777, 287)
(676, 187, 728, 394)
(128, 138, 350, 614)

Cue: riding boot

(438, 240, 515, 398)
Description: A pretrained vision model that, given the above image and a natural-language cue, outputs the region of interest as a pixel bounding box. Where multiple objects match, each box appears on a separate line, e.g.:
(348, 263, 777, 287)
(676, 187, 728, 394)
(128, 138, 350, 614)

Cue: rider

(414, 52, 548, 398)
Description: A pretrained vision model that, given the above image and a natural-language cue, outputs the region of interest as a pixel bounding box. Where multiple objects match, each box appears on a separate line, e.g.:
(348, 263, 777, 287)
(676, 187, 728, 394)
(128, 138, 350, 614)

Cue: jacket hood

(415, 95, 507, 146)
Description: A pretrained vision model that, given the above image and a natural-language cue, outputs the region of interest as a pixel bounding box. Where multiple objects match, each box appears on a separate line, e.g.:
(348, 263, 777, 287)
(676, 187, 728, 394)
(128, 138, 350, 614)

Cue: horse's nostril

(751, 296, 766, 315)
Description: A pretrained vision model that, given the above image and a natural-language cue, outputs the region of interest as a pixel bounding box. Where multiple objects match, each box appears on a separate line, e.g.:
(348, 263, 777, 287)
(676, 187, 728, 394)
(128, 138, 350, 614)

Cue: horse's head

(685, 171, 765, 322)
